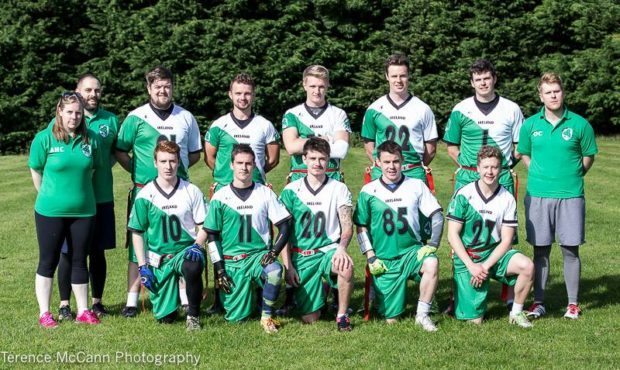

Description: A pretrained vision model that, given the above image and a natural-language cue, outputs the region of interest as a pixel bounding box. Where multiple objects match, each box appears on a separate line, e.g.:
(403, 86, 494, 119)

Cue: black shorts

(62, 202, 116, 253)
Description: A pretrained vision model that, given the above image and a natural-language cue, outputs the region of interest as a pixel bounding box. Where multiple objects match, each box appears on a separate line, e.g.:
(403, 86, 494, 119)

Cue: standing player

(204, 144, 291, 333)
(56, 73, 119, 320)
(361, 53, 438, 182)
(282, 65, 351, 182)
(353, 141, 443, 330)
(116, 66, 203, 318)
(279, 138, 354, 331)
(442, 59, 524, 313)
(518, 73, 598, 320)
(204, 73, 280, 190)
(128, 141, 207, 330)
(446, 146, 534, 327)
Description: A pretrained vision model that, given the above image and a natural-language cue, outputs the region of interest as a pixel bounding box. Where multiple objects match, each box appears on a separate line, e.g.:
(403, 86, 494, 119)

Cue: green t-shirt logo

(99, 125, 110, 138)
(562, 128, 573, 141)
(81, 143, 92, 157)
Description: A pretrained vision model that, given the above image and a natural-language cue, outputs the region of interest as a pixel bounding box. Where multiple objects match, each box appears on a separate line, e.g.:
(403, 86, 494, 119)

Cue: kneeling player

(446, 146, 534, 327)
(204, 144, 291, 333)
(353, 141, 443, 331)
(280, 137, 354, 331)
(128, 141, 208, 330)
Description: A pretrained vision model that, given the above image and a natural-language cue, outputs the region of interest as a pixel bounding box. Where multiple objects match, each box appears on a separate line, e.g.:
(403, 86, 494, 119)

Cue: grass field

(0, 139, 618, 369)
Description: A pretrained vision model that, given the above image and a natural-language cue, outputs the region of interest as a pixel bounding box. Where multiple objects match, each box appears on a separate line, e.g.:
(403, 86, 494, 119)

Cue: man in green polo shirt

(517, 72, 598, 320)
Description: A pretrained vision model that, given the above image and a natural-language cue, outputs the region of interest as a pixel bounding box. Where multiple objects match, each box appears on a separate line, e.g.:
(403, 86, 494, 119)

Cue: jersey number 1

(161, 215, 182, 243)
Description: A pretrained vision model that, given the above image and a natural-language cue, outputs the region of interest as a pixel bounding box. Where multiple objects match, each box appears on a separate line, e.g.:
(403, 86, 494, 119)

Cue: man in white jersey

(361, 53, 438, 183)
(204, 144, 291, 333)
(128, 141, 207, 330)
(282, 65, 351, 182)
(280, 137, 354, 331)
(116, 66, 203, 318)
(446, 146, 534, 327)
(204, 73, 280, 190)
(353, 141, 443, 331)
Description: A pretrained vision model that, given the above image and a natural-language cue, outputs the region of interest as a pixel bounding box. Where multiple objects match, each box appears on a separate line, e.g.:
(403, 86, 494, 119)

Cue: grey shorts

(524, 195, 585, 246)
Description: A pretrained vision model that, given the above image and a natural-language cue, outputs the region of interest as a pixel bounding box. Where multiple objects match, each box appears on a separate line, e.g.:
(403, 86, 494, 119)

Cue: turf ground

(0, 139, 618, 369)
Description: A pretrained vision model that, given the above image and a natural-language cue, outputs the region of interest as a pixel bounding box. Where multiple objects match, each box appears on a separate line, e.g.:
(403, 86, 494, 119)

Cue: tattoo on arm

(338, 205, 353, 248)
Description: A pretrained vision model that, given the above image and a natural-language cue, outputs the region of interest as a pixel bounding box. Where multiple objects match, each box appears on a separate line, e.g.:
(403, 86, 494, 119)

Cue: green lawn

(0, 139, 618, 369)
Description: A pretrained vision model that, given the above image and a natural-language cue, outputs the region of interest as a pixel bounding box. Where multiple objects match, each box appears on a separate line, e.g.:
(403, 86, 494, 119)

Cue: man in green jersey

(129, 141, 207, 330)
(56, 73, 119, 320)
(116, 66, 203, 317)
(518, 73, 598, 320)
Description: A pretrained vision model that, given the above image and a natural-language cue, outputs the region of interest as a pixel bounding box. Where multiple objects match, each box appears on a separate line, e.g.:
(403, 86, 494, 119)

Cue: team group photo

(1, 1, 618, 368)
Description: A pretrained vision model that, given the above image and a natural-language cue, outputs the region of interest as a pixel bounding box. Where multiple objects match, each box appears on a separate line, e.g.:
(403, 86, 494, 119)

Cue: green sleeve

(204, 199, 222, 232)
(443, 110, 463, 144)
(353, 192, 370, 226)
(580, 122, 598, 157)
(128, 197, 150, 232)
(361, 109, 377, 141)
(116, 116, 138, 152)
(446, 194, 467, 221)
(517, 119, 532, 156)
(28, 132, 48, 171)
(205, 125, 220, 147)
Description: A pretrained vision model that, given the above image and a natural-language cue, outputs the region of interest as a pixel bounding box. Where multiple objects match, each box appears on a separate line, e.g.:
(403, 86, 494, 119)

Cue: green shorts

(453, 249, 520, 320)
(454, 167, 514, 195)
(289, 170, 343, 183)
(127, 186, 146, 263)
(220, 251, 282, 322)
(373, 247, 436, 319)
(148, 246, 205, 320)
(292, 248, 338, 315)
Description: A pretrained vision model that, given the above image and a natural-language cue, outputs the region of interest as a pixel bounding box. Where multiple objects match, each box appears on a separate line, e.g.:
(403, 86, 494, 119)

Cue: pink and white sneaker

(564, 304, 581, 320)
(76, 310, 100, 325)
(39, 312, 58, 328)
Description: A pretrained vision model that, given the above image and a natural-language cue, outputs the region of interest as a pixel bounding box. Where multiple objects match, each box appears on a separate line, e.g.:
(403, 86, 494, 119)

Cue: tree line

(0, 0, 618, 154)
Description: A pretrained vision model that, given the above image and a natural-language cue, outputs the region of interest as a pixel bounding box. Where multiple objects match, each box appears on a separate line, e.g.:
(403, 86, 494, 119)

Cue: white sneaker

(509, 311, 533, 328)
(526, 303, 546, 319)
(415, 315, 438, 332)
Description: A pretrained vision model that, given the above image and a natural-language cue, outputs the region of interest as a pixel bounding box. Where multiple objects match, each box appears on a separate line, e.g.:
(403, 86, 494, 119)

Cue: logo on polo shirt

(81, 143, 92, 157)
(99, 125, 110, 138)
(532, 131, 543, 137)
(562, 128, 573, 141)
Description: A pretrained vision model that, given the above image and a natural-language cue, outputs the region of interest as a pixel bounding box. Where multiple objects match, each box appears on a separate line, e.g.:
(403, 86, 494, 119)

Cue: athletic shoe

(158, 311, 178, 324)
(526, 303, 546, 319)
(186, 316, 201, 331)
(564, 304, 581, 319)
(58, 305, 74, 322)
(76, 310, 100, 325)
(121, 306, 138, 318)
(39, 312, 58, 329)
(260, 317, 280, 334)
(336, 315, 352, 332)
(509, 312, 533, 328)
(415, 315, 438, 332)
(92, 303, 108, 318)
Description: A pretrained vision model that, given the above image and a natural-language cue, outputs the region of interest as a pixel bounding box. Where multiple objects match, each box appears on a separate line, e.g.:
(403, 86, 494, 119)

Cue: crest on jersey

(81, 143, 92, 157)
(424, 220, 432, 235)
(99, 125, 110, 138)
(562, 128, 573, 141)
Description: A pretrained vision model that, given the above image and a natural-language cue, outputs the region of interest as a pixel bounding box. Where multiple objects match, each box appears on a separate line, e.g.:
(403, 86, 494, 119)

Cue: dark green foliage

(0, 0, 618, 153)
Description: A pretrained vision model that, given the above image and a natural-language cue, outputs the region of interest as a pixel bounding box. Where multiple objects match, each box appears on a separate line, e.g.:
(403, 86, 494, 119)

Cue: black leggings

(58, 247, 106, 301)
(182, 260, 204, 317)
(35, 212, 95, 284)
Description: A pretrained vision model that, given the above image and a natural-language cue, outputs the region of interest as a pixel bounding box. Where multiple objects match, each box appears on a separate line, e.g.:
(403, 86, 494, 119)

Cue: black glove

(260, 249, 278, 267)
(217, 269, 234, 294)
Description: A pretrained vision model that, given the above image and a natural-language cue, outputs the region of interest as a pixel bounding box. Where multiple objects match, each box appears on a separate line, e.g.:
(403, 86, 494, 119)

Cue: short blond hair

(538, 72, 563, 92)
(303, 65, 329, 84)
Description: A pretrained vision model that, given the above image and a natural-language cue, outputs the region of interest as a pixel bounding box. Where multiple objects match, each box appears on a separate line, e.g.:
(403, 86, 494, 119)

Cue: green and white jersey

(443, 96, 523, 168)
(353, 176, 442, 259)
(518, 107, 598, 199)
(29, 127, 100, 217)
(446, 181, 517, 271)
(205, 113, 280, 185)
(361, 95, 438, 166)
(204, 183, 291, 256)
(280, 177, 352, 250)
(282, 103, 351, 172)
(116, 103, 202, 185)
(128, 179, 207, 255)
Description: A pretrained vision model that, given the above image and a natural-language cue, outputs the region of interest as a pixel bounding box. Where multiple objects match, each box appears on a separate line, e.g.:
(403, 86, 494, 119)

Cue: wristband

(208, 241, 222, 263)
(357, 231, 373, 254)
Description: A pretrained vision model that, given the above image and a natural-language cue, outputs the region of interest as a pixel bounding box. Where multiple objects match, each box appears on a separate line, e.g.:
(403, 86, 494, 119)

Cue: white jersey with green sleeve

(443, 97, 523, 168)
(280, 177, 352, 250)
(127, 179, 207, 255)
(116, 103, 202, 184)
(353, 176, 442, 259)
(361, 95, 438, 166)
(204, 183, 291, 257)
(282, 103, 351, 172)
(205, 113, 280, 185)
(446, 181, 517, 271)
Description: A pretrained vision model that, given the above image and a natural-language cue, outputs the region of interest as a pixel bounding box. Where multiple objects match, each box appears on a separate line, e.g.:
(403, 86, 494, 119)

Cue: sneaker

(415, 315, 438, 332)
(526, 303, 546, 319)
(58, 305, 74, 322)
(121, 306, 138, 318)
(92, 303, 108, 318)
(336, 315, 352, 332)
(564, 304, 581, 319)
(39, 312, 58, 329)
(260, 317, 280, 334)
(186, 316, 201, 331)
(158, 311, 178, 324)
(76, 310, 100, 325)
(509, 311, 533, 328)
